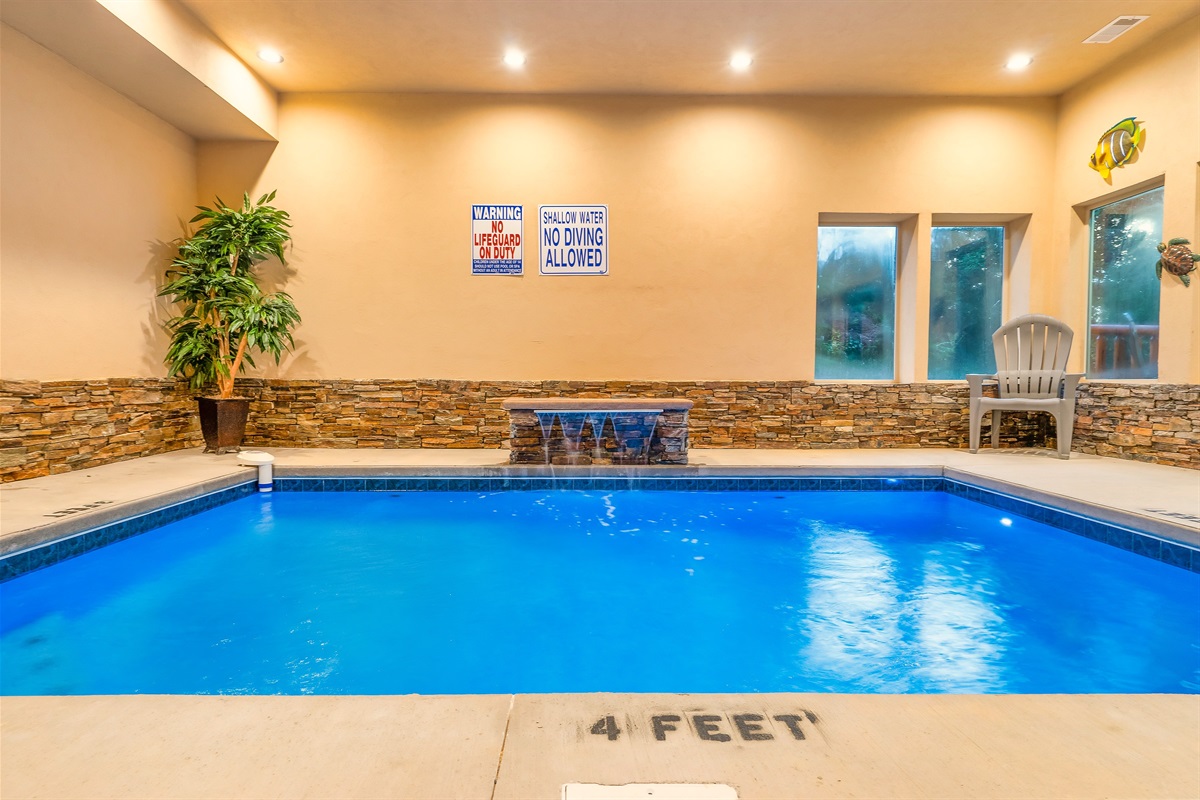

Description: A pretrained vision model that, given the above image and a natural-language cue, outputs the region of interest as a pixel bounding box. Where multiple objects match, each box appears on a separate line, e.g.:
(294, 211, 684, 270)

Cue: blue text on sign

(539, 204, 608, 275)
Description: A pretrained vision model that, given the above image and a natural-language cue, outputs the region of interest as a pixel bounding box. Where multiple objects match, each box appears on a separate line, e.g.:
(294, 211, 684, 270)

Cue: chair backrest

(992, 314, 1073, 398)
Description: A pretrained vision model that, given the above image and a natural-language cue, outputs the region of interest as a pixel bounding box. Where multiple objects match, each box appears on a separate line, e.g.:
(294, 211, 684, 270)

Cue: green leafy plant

(160, 191, 301, 398)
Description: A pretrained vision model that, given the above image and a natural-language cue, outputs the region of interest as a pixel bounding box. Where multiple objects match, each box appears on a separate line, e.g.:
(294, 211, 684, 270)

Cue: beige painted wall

(95, 0, 278, 138)
(199, 92, 1057, 381)
(0, 23, 196, 380)
(1052, 17, 1200, 382)
(8, 14, 1194, 384)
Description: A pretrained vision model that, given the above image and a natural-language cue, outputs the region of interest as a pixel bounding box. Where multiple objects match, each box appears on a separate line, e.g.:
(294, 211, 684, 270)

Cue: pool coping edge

(2, 466, 1197, 582)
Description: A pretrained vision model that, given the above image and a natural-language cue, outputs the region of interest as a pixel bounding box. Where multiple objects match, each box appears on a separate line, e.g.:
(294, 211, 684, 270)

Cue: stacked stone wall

(1073, 384, 1199, 467)
(0, 379, 200, 481)
(2, 378, 1196, 481)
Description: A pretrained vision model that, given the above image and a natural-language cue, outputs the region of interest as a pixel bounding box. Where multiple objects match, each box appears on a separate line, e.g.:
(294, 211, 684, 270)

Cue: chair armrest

(1061, 373, 1084, 398)
(965, 374, 996, 397)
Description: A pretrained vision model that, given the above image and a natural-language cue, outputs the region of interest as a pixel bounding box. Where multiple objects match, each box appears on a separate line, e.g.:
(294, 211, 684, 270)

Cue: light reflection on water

(803, 524, 905, 688)
(802, 524, 1008, 693)
(912, 554, 1006, 692)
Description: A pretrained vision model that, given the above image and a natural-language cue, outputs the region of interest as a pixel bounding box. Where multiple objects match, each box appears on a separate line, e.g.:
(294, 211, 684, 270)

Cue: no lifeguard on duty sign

(471, 204, 523, 275)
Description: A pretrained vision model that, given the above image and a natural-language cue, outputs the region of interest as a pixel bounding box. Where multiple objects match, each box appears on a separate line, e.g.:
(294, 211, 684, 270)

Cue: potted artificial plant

(160, 191, 301, 454)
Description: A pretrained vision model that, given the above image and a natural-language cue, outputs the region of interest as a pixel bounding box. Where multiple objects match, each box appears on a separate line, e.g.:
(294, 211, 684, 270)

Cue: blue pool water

(1, 490, 1197, 695)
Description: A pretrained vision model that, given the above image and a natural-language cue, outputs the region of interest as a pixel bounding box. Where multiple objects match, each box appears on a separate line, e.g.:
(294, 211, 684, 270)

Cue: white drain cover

(563, 784, 737, 800)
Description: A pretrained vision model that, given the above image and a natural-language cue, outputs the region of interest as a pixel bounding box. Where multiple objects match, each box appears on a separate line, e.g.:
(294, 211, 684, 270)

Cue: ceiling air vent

(1083, 15, 1149, 44)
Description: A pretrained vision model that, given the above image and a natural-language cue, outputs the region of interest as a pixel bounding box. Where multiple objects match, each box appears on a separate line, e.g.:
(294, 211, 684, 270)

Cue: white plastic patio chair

(966, 314, 1084, 459)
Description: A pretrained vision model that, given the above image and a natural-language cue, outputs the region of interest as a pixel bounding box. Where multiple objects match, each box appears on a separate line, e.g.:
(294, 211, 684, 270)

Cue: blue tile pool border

(271, 475, 945, 493)
(2, 475, 1196, 582)
(940, 478, 1198, 572)
(0, 482, 257, 582)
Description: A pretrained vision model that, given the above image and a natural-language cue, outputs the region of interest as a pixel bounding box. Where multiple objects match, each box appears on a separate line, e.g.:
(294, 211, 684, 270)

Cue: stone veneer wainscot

(2, 379, 1196, 480)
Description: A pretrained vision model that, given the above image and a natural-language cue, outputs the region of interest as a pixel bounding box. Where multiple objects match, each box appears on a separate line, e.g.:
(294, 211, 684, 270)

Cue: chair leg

(990, 411, 1001, 449)
(1054, 410, 1073, 459)
(969, 399, 982, 453)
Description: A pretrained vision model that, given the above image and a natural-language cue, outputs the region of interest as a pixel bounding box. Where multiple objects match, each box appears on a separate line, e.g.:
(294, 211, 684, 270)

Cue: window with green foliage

(927, 227, 1004, 379)
(815, 226, 896, 380)
(1088, 187, 1162, 379)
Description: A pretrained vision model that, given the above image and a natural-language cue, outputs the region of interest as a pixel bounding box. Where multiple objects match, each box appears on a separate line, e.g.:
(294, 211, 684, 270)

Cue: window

(815, 226, 896, 379)
(927, 227, 1004, 379)
(1088, 187, 1162, 379)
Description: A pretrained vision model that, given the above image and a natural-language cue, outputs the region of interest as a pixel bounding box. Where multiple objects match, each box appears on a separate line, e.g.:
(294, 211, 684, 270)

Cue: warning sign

(539, 204, 608, 275)
(472, 205, 523, 275)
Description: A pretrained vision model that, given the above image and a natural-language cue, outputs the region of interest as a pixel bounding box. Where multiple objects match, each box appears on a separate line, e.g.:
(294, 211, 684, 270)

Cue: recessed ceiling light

(1005, 53, 1032, 71)
(504, 48, 526, 68)
(257, 48, 284, 64)
(730, 51, 753, 72)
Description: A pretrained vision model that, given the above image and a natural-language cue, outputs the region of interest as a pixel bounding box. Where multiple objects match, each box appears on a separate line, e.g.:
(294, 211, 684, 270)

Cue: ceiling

(179, 0, 1200, 97)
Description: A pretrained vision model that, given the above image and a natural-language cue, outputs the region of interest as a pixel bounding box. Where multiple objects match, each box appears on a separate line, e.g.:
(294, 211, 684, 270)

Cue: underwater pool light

(1000, 517, 1014, 527)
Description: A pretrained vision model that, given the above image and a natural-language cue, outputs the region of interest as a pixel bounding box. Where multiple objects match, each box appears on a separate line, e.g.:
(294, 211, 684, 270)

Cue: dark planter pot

(197, 397, 251, 454)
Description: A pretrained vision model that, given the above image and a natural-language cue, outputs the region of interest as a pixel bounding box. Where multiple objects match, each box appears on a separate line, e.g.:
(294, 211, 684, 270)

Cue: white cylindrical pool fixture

(237, 451, 275, 492)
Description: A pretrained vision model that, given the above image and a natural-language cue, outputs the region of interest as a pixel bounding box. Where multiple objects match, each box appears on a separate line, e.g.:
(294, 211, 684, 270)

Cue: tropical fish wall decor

(1157, 238, 1199, 287)
(1089, 117, 1145, 181)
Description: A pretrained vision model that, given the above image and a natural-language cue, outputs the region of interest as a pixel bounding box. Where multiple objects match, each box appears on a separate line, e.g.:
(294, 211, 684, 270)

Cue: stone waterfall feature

(501, 398, 693, 465)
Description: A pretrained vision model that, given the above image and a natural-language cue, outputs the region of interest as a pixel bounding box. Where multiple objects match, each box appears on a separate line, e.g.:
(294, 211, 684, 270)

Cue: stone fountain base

(501, 398, 693, 465)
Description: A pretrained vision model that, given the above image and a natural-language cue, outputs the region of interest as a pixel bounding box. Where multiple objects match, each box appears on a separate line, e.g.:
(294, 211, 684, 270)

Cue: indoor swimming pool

(1, 484, 1197, 695)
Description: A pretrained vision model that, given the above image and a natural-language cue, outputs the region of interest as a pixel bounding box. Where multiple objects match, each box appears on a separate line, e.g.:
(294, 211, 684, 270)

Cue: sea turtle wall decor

(1156, 238, 1200, 287)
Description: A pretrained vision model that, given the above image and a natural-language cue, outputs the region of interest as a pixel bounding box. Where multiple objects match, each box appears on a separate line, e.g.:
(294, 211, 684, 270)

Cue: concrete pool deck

(2, 447, 1198, 799)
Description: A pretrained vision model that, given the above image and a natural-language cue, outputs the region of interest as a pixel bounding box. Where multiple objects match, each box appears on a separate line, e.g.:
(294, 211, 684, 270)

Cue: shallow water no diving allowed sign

(540, 204, 608, 275)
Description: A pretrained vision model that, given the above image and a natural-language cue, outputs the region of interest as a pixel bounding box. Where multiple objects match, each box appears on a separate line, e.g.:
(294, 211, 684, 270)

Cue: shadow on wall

(138, 140, 279, 377)
(197, 141, 278, 213)
(139, 237, 180, 376)
(200, 141, 302, 375)
(145, 139, 315, 384)
(259, 344, 318, 382)
(202, 141, 295, 294)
